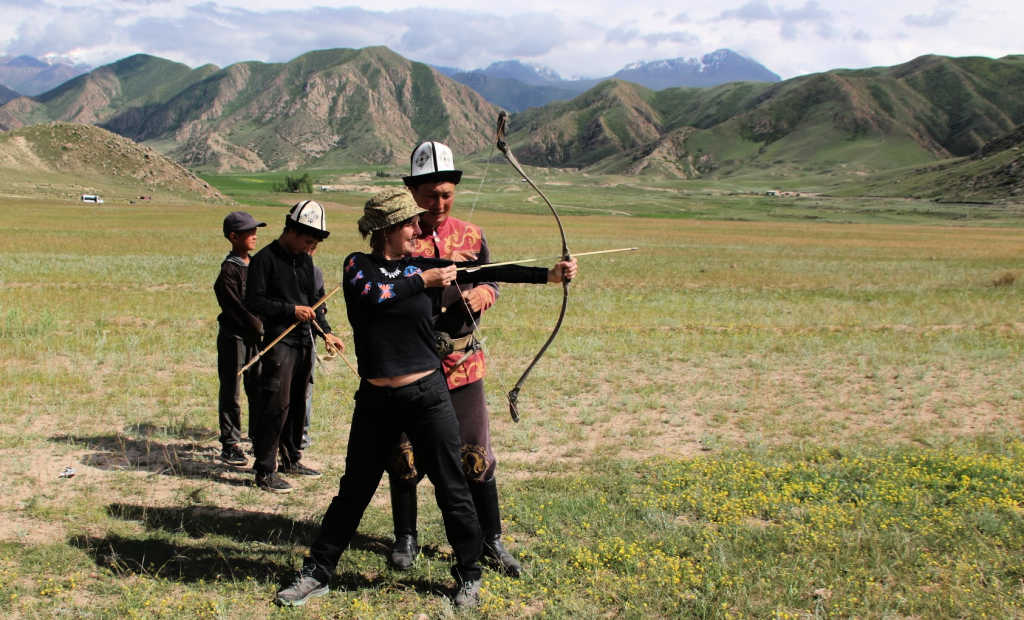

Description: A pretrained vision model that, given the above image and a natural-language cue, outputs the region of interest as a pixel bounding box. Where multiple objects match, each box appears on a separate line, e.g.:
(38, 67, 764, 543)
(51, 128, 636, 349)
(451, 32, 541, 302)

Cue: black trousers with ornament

(307, 369, 482, 583)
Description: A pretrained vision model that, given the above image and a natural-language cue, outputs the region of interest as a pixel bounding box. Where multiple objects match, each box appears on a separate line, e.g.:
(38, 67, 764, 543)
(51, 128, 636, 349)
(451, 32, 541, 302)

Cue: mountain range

(502, 53, 1024, 178)
(0, 47, 497, 172)
(0, 55, 92, 97)
(0, 83, 18, 106)
(0, 46, 1022, 198)
(439, 49, 780, 112)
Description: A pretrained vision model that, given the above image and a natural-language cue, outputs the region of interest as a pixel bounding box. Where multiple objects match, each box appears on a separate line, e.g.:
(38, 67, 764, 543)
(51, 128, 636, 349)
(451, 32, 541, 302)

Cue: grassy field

(0, 177, 1022, 618)
(201, 164, 1024, 225)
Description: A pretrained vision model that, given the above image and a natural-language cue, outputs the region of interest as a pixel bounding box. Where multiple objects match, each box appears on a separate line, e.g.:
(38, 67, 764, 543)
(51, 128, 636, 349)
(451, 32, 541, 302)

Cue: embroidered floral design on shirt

(361, 282, 372, 296)
(345, 256, 357, 272)
(349, 270, 364, 286)
(403, 265, 422, 277)
(377, 283, 394, 302)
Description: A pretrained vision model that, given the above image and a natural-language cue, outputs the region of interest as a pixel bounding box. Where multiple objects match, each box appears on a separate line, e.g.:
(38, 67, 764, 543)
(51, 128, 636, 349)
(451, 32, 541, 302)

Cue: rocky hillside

(505, 54, 1024, 178)
(0, 122, 225, 202)
(0, 47, 498, 172)
(2, 47, 1021, 192)
(0, 55, 219, 130)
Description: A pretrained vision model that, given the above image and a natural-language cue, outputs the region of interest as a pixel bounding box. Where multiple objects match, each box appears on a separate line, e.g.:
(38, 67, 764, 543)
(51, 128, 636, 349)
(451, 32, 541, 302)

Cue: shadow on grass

(108, 503, 319, 544)
(51, 433, 249, 486)
(126, 421, 215, 442)
(105, 504, 452, 565)
(69, 532, 290, 583)
(73, 505, 455, 597)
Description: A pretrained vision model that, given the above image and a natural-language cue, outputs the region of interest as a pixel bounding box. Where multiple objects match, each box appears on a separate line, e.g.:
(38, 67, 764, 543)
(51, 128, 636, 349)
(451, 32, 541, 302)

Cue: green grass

(199, 165, 1024, 226)
(0, 183, 1022, 617)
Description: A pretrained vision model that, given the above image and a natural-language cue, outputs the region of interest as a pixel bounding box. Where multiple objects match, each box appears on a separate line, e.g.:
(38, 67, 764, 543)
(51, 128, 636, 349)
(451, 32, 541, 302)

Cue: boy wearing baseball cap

(214, 211, 267, 467)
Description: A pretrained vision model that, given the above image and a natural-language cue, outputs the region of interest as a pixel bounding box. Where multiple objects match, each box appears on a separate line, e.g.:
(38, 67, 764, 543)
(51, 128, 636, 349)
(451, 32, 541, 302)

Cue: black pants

(253, 342, 311, 474)
(308, 370, 482, 582)
(216, 332, 259, 448)
(388, 379, 495, 484)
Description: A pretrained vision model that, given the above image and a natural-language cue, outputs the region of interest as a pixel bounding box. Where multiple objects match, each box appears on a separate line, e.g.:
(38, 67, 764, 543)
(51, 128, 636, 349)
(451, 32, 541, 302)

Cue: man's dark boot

(472, 477, 522, 577)
(388, 482, 419, 570)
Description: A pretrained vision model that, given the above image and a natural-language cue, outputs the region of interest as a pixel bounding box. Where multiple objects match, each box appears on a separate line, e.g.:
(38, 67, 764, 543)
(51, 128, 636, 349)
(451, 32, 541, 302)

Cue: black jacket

(342, 252, 546, 378)
(214, 254, 262, 343)
(246, 240, 331, 347)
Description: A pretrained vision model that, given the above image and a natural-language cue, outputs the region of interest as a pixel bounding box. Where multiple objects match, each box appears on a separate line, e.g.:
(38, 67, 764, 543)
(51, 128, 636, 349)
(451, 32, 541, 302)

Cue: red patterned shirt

(411, 216, 498, 389)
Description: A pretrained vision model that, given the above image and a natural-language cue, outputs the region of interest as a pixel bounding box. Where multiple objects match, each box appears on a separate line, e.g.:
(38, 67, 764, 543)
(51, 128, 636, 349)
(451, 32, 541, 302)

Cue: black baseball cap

(223, 211, 266, 235)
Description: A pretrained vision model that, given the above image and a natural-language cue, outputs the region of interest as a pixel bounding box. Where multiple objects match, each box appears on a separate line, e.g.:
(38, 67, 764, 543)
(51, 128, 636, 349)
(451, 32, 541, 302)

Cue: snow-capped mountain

(613, 49, 780, 90)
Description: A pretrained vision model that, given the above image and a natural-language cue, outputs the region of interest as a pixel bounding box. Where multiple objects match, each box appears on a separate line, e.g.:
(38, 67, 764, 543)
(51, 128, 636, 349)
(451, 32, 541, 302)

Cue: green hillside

(11, 55, 219, 129)
(506, 54, 1024, 183)
(0, 47, 497, 172)
(0, 122, 226, 203)
(1, 47, 1021, 203)
(843, 124, 1024, 202)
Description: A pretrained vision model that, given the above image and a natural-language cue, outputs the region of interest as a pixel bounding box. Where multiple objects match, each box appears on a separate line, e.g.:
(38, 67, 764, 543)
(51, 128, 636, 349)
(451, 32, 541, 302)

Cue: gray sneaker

(276, 566, 329, 607)
(453, 577, 481, 608)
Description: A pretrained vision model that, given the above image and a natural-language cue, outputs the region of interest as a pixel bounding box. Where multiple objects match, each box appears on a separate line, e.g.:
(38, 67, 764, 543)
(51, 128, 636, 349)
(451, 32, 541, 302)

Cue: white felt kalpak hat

(286, 200, 330, 240)
(403, 141, 463, 186)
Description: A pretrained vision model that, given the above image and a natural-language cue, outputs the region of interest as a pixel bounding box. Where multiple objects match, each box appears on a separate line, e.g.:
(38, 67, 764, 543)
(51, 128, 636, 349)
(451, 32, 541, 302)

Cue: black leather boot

(389, 482, 419, 570)
(472, 477, 522, 577)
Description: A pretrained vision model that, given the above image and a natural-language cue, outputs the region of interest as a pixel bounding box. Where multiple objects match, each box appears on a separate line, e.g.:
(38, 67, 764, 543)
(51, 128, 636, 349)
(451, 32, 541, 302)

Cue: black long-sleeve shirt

(213, 254, 262, 342)
(342, 252, 547, 379)
(246, 240, 331, 347)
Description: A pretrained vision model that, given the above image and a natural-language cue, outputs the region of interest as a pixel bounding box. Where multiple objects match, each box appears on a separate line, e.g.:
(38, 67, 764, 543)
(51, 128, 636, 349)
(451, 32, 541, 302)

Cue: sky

(1, 0, 1021, 80)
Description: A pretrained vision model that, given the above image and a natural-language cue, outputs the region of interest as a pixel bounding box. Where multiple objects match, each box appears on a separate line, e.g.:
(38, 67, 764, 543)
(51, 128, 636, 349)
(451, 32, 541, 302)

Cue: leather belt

(449, 334, 477, 352)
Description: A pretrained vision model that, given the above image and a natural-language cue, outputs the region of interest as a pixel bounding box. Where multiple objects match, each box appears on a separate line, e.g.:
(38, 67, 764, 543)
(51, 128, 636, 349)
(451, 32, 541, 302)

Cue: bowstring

(465, 140, 495, 222)
(449, 138, 496, 373)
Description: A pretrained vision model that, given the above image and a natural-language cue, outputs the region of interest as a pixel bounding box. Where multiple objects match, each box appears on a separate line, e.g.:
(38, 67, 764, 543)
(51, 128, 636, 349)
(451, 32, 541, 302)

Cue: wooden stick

(312, 315, 359, 376)
(337, 349, 359, 375)
(237, 285, 341, 376)
(456, 247, 638, 272)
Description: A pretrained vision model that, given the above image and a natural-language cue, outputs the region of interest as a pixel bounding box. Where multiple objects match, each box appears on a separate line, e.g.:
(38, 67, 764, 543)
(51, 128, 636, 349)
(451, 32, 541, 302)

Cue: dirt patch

(0, 515, 66, 545)
(492, 352, 1023, 469)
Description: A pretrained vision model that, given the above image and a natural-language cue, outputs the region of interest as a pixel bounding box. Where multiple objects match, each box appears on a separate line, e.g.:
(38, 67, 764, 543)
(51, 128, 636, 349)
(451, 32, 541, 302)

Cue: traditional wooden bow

(495, 111, 571, 422)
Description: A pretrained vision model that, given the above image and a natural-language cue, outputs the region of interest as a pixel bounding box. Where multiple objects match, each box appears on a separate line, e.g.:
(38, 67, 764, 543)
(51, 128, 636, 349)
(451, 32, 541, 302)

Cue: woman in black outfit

(276, 189, 577, 608)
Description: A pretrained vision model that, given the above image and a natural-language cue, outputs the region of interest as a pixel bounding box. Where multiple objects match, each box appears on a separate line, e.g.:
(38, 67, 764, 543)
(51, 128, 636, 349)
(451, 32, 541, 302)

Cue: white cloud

(0, 1, 1021, 80)
(903, 8, 956, 28)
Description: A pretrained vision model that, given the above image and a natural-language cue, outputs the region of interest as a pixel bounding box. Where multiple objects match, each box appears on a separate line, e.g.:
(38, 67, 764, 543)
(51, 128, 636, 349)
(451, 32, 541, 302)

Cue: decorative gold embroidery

(446, 353, 484, 389)
(411, 237, 436, 258)
(412, 217, 491, 390)
(388, 437, 419, 480)
(437, 219, 483, 258)
(461, 443, 490, 482)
